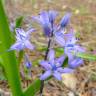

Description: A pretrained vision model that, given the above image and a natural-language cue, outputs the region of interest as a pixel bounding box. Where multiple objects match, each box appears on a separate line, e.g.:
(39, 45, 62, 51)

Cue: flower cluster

(39, 29, 85, 80)
(55, 29, 85, 69)
(40, 49, 73, 80)
(10, 28, 35, 68)
(32, 10, 71, 37)
(10, 10, 85, 81)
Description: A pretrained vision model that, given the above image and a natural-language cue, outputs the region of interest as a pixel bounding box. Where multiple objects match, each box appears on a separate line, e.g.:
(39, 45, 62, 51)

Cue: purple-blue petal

(40, 70, 52, 80)
(25, 61, 32, 69)
(43, 25, 51, 36)
(24, 40, 34, 50)
(66, 37, 77, 46)
(48, 10, 58, 23)
(55, 55, 66, 67)
(40, 11, 51, 36)
(32, 12, 51, 36)
(26, 28, 35, 36)
(24, 54, 32, 69)
(54, 32, 65, 47)
(39, 60, 51, 70)
(10, 42, 24, 50)
(32, 16, 41, 23)
(15, 28, 26, 36)
(15, 28, 27, 41)
(48, 49, 55, 64)
(60, 13, 71, 27)
(69, 58, 83, 69)
(39, 11, 49, 24)
(74, 45, 85, 53)
(10, 23, 15, 32)
(64, 49, 74, 61)
(53, 71, 62, 81)
(57, 67, 74, 73)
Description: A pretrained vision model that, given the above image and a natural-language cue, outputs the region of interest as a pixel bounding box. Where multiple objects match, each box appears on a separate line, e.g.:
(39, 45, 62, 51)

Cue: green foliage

(0, 0, 23, 96)
(76, 52, 96, 61)
(62, 57, 68, 67)
(18, 50, 24, 66)
(15, 16, 23, 28)
(0, 66, 6, 81)
(24, 79, 41, 96)
(0, 1, 41, 96)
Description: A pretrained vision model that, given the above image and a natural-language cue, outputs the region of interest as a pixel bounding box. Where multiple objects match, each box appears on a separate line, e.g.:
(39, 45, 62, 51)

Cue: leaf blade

(0, 1, 23, 96)
(76, 52, 96, 61)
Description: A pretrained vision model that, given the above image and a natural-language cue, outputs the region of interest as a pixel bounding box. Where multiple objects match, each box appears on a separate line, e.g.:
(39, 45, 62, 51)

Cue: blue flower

(64, 30, 85, 59)
(24, 54, 32, 69)
(32, 10, 71, 36)
(10, 28, 35, 51)
(54, 29, 85, 69)
(48, 10, 58, 24)
(39, 49, 73, 80)
(64, 29, 85, 68)
(32, 11, 52, 36)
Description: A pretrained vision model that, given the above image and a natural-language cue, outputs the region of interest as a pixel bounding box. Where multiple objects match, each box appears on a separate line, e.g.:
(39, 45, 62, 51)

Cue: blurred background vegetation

(4, 0, 96, 51)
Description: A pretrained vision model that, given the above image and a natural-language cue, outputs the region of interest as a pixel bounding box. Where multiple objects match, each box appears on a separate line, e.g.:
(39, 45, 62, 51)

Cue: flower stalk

(40, 25, 54, 96)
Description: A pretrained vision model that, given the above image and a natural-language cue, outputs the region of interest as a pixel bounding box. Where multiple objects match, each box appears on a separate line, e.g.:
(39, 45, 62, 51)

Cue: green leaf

(62, 57, 68, 67)
(76, 52, 96, 61)
(15, 16, 23, 28)
(55, 48, 64, 56)
(0, 66, 6, 81)
(18, 50, 24, 66)
(24, 79, 41, 96)
(0, 1, 23, 96)
(55, 48, 64, 52)
(0, 56, 3, 66)
(37, 47, 47, 51)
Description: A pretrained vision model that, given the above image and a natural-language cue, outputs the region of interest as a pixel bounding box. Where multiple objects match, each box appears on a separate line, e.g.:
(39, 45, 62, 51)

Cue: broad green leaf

(76, 52, 96, 60)
(0, 56, 3, 66)
(0, 1, 23, 96)
(24, 79, 41, 96)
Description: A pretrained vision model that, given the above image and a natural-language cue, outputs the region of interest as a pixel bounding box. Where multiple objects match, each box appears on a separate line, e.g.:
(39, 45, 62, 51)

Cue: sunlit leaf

(76, 52, 96, 61)
(0, 1, 23, 96)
